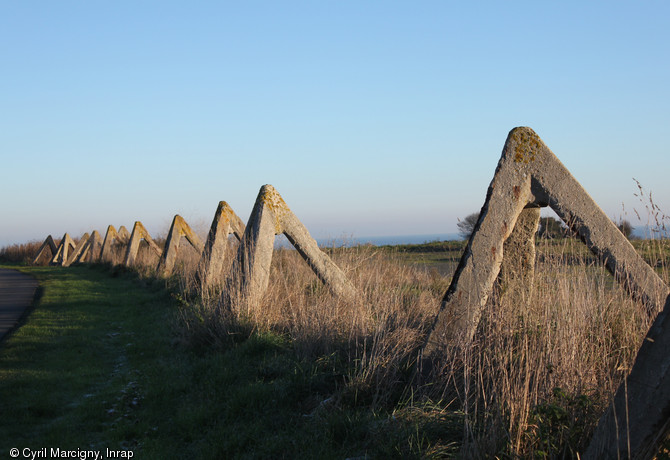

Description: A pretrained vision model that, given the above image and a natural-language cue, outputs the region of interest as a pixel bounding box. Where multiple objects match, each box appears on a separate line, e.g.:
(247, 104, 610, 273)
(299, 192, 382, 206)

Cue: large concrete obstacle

(123, 221, 162, 267)
(197, 201, 245, 289)
(50, 233, 76, 266)
(226, 185, 357, 308)
(100, 225, 130, 263)
(63, 232, 90, 267)
(419, 126, 670, 458)
(81, 230, 103, 263)
(156, 215, 204, 277)
(423, 127, 669, 358)
(32, 235, 57, 265)
(70, 230, 103, 264)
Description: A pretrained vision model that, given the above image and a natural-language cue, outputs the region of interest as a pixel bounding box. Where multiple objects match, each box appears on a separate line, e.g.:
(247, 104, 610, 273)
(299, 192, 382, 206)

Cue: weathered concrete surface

(101, 226, 120, 263)
(157, 215, 205, 277)
(498, 207, 541, 299)
(0, 269, 38, 343)
(117, 226, 130, 241)
(73, 230, 103, 264)
(51, 233, 75, 266)
(197, 201, 245, 289)
(99, 226, 117, 263)
(84, 230, 103, 263)
(32, 235, 57, 265)
(63, 232, 90, 267)
(123, 221, 162, 267)
(100, 225, 131, 263)
(227, 185, 357, 308)
(423, 127, 668, 358)
(584, 293, 670, 459)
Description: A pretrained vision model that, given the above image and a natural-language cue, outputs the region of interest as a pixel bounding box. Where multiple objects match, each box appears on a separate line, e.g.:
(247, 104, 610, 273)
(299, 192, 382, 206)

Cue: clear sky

(2, 1, 669, 247)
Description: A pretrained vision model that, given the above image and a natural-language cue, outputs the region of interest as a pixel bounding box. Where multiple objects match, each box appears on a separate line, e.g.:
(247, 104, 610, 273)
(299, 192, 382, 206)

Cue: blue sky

(2, 1, 669, 247)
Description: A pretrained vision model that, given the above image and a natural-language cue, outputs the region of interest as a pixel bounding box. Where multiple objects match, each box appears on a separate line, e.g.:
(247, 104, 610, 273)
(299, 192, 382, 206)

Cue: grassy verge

(0, 264, 459, 459)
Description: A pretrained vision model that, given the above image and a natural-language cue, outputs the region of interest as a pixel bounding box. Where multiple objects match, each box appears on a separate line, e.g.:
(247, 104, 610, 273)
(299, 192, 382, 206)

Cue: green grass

(0, 265, 174, 451)
(374, 240, 465, 277)
(0, 264, 460, 459)
(379, 236, 670, 282)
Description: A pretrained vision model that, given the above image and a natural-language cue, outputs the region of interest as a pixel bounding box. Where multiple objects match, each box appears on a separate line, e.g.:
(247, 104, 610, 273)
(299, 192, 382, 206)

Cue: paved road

(0, 268, 39, 342)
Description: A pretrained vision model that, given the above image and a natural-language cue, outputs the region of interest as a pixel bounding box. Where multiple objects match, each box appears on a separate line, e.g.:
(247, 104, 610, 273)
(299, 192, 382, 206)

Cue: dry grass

(457, 237, 654, 457)
(170, 230, 669, 457)
(179, 246, 446, 401)
(0, 240, 43, 263)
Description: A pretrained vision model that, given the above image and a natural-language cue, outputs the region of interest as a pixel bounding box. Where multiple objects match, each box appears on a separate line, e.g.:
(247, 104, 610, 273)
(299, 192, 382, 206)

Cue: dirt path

(0, 268, 39, 342)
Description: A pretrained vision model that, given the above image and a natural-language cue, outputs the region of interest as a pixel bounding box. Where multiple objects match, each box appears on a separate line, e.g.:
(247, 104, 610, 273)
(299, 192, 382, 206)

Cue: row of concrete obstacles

(31, 127, 669, 457)
(32, 186, 355, 305)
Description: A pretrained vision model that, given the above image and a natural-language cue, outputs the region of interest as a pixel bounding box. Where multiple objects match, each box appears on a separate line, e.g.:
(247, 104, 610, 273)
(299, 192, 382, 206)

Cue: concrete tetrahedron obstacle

(85, 230, 103, 263)
(227, 185, 357, 308)
(63, 233, 90, 267)
(32, 235, 58, 265)
(73, 230, 103, 264)
(123, 221, 162, 267)
(50, 233, 76, 266)
(423, 126, 669, 357)
(100, 225, 130, 263)
(156, 215, 205, 277)
(197, 201, 245, 289)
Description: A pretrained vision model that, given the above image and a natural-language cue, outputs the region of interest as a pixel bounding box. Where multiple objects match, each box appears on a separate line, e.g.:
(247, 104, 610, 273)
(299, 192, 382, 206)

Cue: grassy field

(0, 264, 462, 458)
(1, 233, 669, 458)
